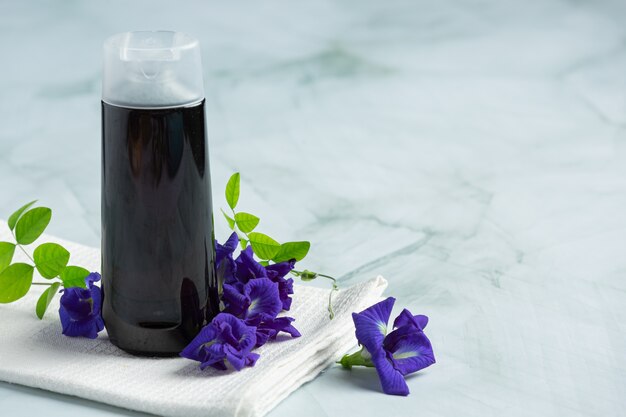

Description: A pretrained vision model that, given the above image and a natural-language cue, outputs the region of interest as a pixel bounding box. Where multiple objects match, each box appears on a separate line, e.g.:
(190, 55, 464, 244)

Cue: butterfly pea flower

(265, 260, 295, 311)
(222, 277, 300, 347)
(180, 313, 259, 371)
(59, 272, 105, 339)
(216, 232, 239, 284)
(339, 297, 435, 396)
(234, 246, 267, 283)
(232, 246, 295, 311)
(255, 316, 300, 347)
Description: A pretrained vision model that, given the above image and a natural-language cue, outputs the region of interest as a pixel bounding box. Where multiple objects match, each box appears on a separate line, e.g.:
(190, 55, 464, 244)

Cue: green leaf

(7, 200, 37, 231)
(33, 243, 70, 279)
(0, 242, 16, 273)
(239, 237, 248, 250)
(35, 282, 61, 319)
(14, 207, 52, 245)
(221, 208, 235, 230)
(0, 263, 34, 303)
(248, 232, 281, 260)
(234, 212, 260, 233)
(60, 266, 90, 288)
(225, 173, 241, 210)
(272, 241, 311, 263)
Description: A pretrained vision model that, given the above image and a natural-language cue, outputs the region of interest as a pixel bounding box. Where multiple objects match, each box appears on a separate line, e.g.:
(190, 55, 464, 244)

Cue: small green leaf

(239, 237, 248, 250)
(225, 173, 241, 210)
(248, 232, 281, 260)
(36, 282, 61, 319)
(272, 241, 311, 263)
(0, 242, 16, 272)
(33, 243, 70, 279)
(60, 266, 90, 288)
(15, 207, 52, 245)
(7, 200, 37, 231)
(259, 260, 270, 267)
(221, 208, 235, 230)
(0, 263, 34, 303)
(234, 212, 260, 234)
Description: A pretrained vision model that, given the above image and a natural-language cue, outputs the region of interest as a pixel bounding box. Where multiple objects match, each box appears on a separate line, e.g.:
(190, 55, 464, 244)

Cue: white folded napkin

(0, 222, 387, 417)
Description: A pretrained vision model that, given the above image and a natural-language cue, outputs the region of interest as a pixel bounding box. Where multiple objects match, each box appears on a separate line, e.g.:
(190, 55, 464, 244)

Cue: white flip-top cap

(102, 31, 204, 108)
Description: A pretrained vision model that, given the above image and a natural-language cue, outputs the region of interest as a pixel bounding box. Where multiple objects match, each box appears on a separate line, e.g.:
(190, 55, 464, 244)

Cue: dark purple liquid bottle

(101, 32, 217, 356)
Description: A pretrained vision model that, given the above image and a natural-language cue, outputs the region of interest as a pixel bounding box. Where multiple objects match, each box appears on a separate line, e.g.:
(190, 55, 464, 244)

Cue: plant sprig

(221, 173, 339, 319)
(0, 201, 91, 319)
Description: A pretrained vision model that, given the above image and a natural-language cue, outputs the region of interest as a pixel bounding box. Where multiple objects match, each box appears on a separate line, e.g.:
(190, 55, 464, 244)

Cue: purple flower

(234, 246, 267, 283)
(223, 278, 282, 320)
(59, 272, 105, 339)
(216, 232, 239, 284)
(180, 313, 259, 371)
(265, 260, 295, 311)
(230, 246, 295, 311)
(341, 297, 435, 396)
(222, 278, 300, 347)
(255, 316, 301, 347)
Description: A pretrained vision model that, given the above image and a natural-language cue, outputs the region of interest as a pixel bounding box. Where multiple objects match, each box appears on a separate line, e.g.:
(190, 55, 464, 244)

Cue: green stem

(17, 244, 35, 264)
(292, 269, 339, 320)
(11, 230, 36, 264)
(328, 282, 338, 319)
(32, 282, 55, 286)
(317, 273, 337, 281)
(337, 347, 374, 369)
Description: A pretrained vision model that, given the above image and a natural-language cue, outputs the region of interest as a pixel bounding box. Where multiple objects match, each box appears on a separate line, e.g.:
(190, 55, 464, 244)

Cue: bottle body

(101, 99, 218, 356)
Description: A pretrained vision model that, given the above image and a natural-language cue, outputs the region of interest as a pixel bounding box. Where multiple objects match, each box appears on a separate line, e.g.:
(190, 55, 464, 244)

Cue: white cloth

(0, 222, 387, 417)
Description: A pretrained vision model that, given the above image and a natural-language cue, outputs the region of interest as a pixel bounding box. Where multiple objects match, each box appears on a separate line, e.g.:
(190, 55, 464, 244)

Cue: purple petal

(216, 232, 239, 264)
(393, 309, 428, 331)
(235, 246, 267, 282)
(391, 334, 435, 375)
(180, 323, 218, 361)
(59, 309, 99, 339)
(58, 282, 104, 338)
(265, 261, 296, 310)
(278, 277, 294, 311)
(224, 348, 246, 371)
(85, 272, 101, 287)
(265, 273, 294, 311)
(213, 313, 257, 353)
(215, 320, 238, 346)
(60, 288, 93, 321)
(90, 285, 103, 318)
(352, 297, 395, 353)
(260, 316, 301, 338)
(203, 360, 227, 371)
(216, 233, 239, 285)
(271, 317, 301, 338)
(246, 352, 260, 367)
(222, 284, 250, 317)
(384, 325, 435, 375)
(219, 256, 238, 285)
(265, 260, 295, 280)
(370, 348, 410, 396)
(255, 330, 271, 347)
(182, 313, 258, 372)
(254, 316, 301, 347)
(246, 278, 282, 320)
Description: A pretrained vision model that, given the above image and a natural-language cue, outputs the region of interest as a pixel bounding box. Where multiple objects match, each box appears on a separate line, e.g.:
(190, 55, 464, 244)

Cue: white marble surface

(1, 0, 626, 416)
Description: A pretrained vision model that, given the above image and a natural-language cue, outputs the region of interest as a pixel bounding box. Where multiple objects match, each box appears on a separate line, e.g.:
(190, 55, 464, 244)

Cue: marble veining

(0, 0, 625, 416)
